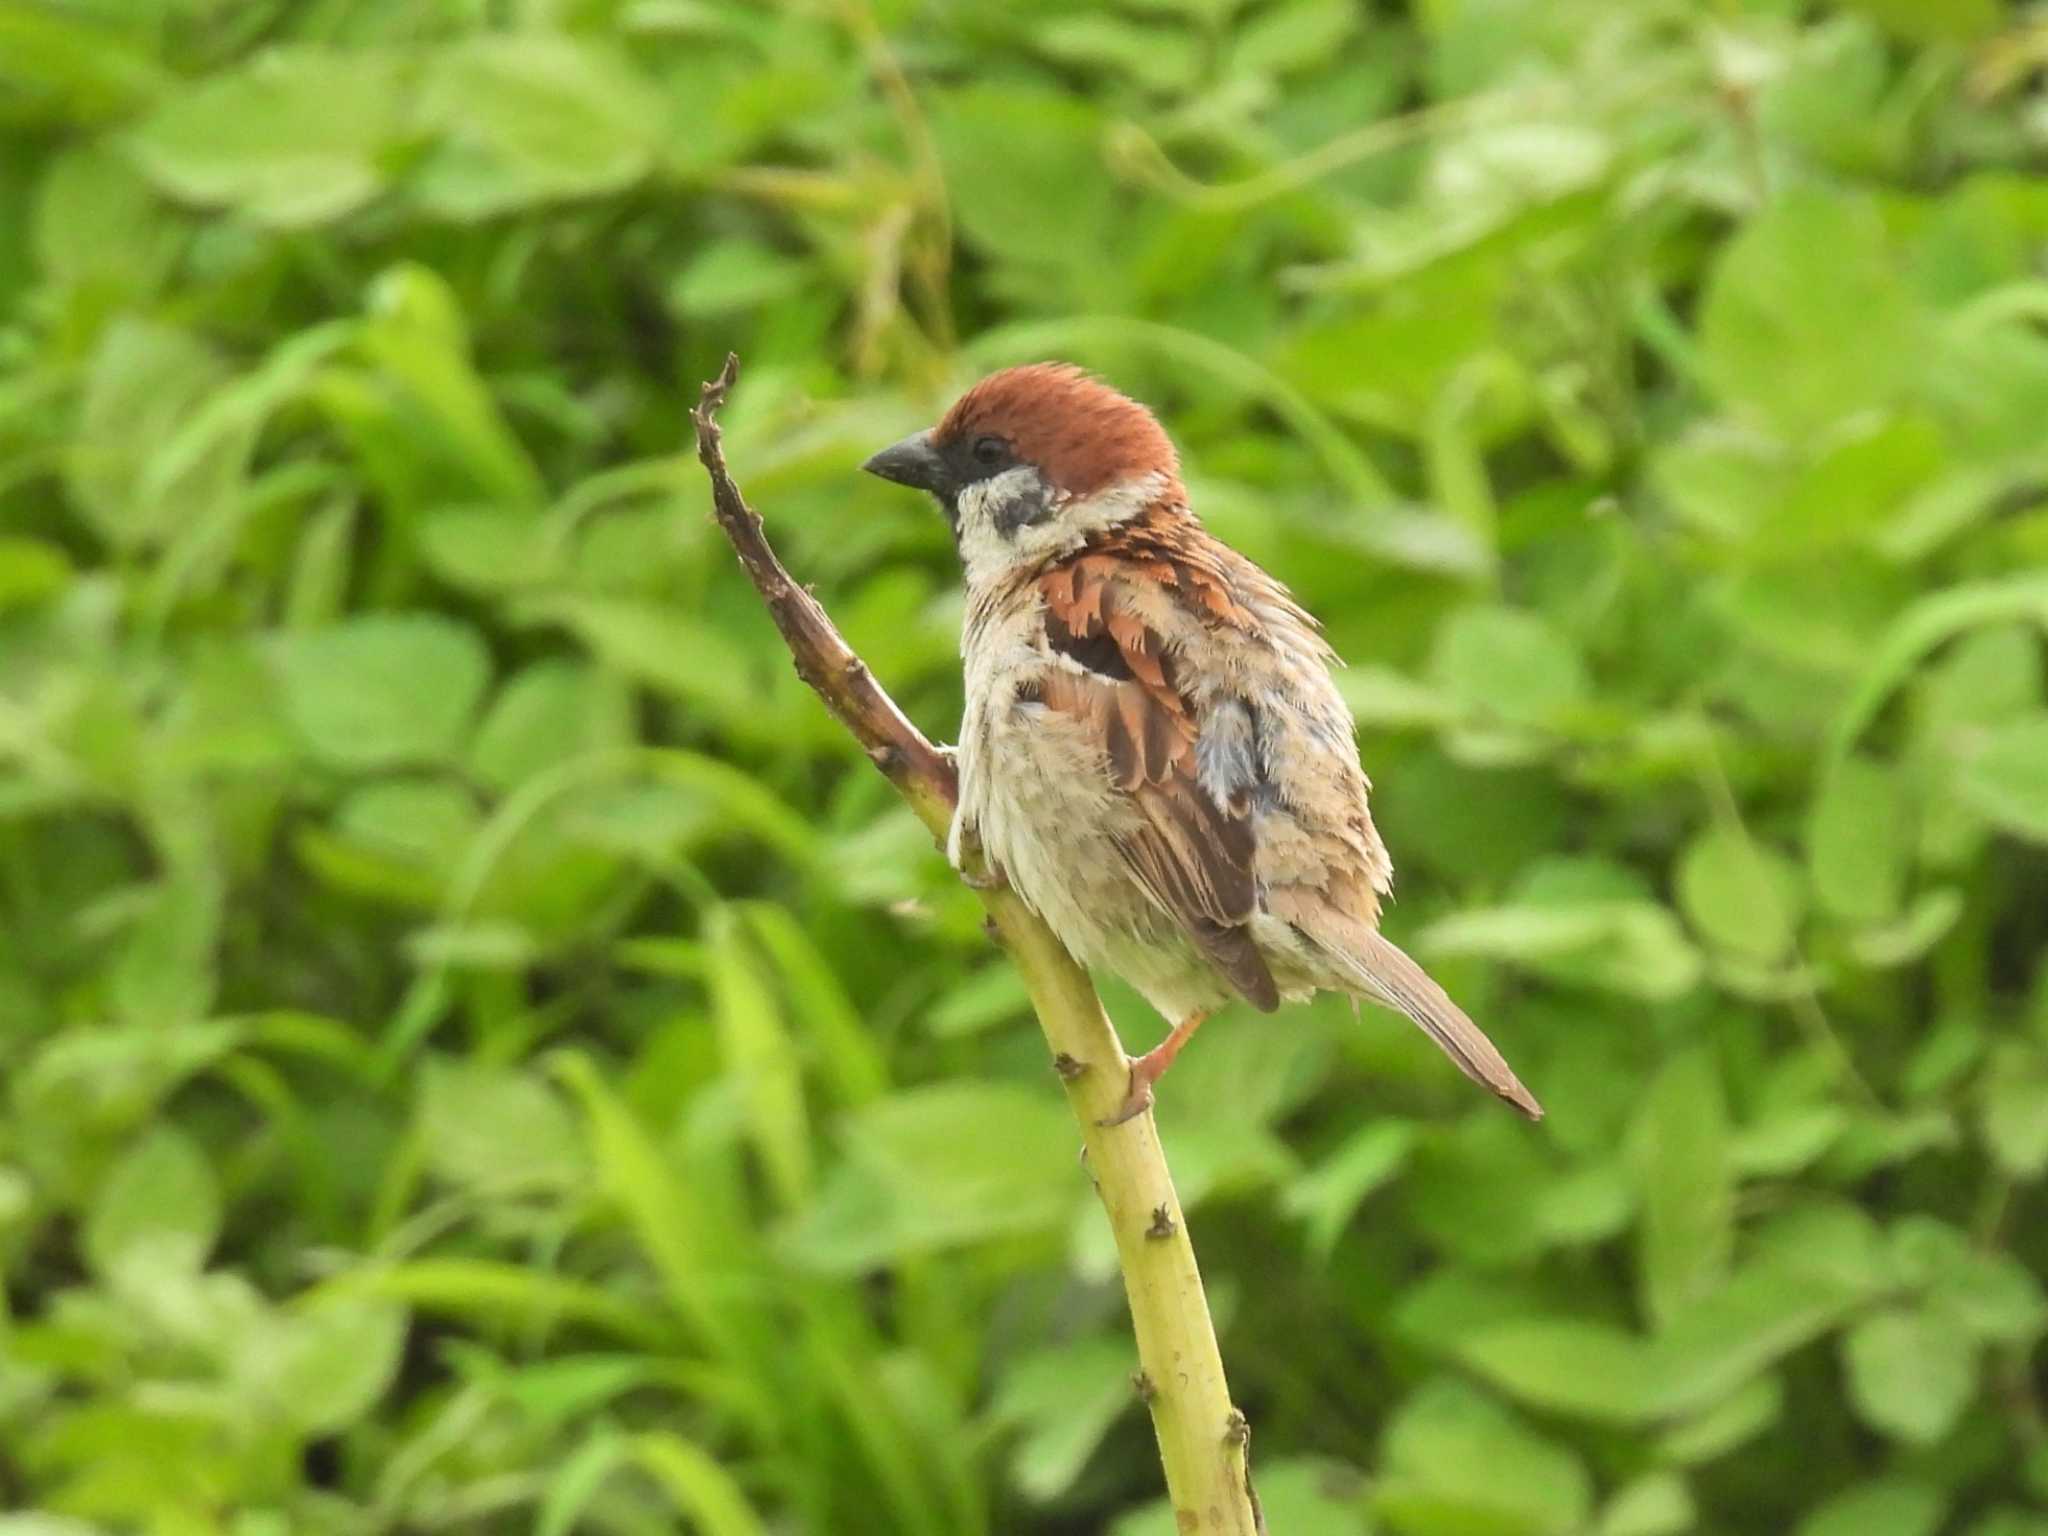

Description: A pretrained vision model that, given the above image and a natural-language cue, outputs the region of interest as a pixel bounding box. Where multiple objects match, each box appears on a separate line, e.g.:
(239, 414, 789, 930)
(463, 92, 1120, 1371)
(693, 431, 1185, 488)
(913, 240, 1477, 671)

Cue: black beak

(862, 429, 946, 493)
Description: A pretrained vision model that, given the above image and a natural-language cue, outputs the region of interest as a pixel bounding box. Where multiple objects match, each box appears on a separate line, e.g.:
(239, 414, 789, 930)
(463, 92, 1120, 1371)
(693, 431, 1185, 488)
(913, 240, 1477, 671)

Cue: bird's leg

(1099, 1011, 1208, 1127)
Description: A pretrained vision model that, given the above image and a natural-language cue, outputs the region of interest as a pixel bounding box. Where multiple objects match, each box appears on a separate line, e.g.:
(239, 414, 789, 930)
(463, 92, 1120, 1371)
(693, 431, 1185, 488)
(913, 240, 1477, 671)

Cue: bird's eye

(972, 435, 1007, 466)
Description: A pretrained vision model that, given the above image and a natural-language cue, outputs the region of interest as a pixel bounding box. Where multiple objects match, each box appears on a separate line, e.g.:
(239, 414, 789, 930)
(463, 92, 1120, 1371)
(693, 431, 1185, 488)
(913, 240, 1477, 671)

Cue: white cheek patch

(957, 470, 1175, 588)
(956, 466, 1060, 585)
(956, 465, 1047, 532)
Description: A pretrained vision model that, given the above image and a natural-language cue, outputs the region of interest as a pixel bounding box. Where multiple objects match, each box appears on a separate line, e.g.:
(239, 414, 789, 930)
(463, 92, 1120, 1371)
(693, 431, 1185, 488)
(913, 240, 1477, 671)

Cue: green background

(3, 0, 2047, 1532)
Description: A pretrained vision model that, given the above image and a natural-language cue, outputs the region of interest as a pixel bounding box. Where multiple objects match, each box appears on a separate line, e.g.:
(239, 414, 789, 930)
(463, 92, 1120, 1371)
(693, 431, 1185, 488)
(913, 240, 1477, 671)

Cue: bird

(862, 363, 1542, 1127)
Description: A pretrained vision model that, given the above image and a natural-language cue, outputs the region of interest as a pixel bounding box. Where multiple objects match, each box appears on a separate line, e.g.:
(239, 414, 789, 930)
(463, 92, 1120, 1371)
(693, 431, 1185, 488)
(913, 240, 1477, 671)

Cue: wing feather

(1037, 541, 1280, 1012)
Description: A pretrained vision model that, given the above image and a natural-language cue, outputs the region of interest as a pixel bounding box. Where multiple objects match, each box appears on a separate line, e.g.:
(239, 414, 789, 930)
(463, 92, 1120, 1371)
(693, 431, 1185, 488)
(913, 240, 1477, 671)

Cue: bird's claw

(1097, 1067, 1155, 1127)
(947, 804, 1007, 890)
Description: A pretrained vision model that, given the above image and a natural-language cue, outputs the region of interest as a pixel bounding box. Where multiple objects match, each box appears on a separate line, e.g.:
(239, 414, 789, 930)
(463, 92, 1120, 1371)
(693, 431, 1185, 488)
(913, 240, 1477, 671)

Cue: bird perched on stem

(864, 364, 1541, 1127)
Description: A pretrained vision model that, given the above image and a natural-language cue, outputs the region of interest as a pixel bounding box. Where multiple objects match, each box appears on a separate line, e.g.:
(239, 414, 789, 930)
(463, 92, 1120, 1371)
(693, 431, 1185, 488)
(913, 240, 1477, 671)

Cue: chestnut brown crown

(861, 363, 1180, 517)
(935, 364, 1178, 498)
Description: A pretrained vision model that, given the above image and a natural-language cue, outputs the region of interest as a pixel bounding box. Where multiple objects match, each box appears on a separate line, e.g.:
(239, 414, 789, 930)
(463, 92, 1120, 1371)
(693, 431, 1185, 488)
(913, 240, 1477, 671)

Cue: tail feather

(1338, 929, 1543, 1121)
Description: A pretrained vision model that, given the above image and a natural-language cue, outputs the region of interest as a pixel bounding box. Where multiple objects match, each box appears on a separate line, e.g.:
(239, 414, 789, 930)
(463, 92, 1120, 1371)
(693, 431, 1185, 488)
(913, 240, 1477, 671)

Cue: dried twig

(693, 353, 1260, 1533)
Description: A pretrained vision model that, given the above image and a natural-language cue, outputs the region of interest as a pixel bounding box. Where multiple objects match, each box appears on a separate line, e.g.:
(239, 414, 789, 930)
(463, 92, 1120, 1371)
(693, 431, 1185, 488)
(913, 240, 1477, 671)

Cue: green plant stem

(693, 354, 1261, 1534)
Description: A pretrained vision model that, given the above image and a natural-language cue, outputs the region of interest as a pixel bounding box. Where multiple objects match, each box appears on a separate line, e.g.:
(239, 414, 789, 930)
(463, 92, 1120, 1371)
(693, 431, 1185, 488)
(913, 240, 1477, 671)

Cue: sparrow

(863, 364, 1542, 1126)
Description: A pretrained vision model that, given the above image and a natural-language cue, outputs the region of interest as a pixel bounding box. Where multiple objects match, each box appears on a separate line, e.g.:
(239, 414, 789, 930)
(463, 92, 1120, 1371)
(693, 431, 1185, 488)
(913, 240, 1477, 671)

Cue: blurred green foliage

(2, 0, 2047, 1532)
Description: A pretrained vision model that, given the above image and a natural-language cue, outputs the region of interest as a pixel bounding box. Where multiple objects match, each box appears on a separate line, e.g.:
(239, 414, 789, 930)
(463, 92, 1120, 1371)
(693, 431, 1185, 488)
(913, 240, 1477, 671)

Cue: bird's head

(862, 364, 1181, 585)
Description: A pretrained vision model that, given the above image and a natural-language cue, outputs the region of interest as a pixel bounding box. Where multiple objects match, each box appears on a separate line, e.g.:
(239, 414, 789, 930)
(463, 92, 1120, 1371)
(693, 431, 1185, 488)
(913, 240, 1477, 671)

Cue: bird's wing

(1034, 530, 1280, 1012)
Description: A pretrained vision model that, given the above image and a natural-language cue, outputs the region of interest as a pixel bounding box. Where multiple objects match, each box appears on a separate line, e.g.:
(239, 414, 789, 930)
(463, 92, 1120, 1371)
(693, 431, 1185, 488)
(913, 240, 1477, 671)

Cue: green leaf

(418, 507, 561, 593)
(1827, 1105, 1963, 1177)
(1964, 1513, 2048, 1536)
(1457, 1320, 1667, 1422)
(1533, 1161, 1634, 1245)
(1850, 888, 1965, 969)
(273, 613, 491, 770)
(786, 1082, 1076, 1272)
(1037, 15, 1201, 93)
(992, 1335, 1133, 1501)
(1840, 0, 2001, 43)
(1335, 665, 1462, 729)
(706, 906, 812, 1211)
(1807, 756, 1909, 923)
(1981, 1043, 2048, 1179)
(736, 902, 889, 1106)
(1600, 1473, 1695, 1536)
(926, 964, 1034, 1038)
(1282, 1119, 1417, 1260)
(352, 264, 547, 508)
(0, 1519, 106, 1536)
(1656, 1374, 1783, 1465)
(1651, 425, 1791, 543)
(630, 1432, 773, 1536)
(1238, 1459, 1373, 1534)
(1796, 1480, 1947, 1536)
(0, 536, 69, 618)
(419, 1058, 584, 1192)
(109, 876, 221, 1028)
(1768, 415, 1947, 558)
(1675, 826, 1804, 963)
(33, 142, 176, 292)
(1732, 1105, 1848, 1176)
(284, 496, 355, 630)
(1227, 0, 1360, 78)
(1700, 186, 1923, 435)
(1889, 1216, 2046, 1342)
(1653, 1257, 1871, 1415)
(1954, 714, 2048, 844)
(253, 1298, 408, 1435)
(1430, 604, 1589, 730)
(473, 1353, 664, 1424)
(552, 1052, 748, 1361)
(537, 1429, 631, 1536)
(1832, 573, 2048, 759)
(1757, 1200, 1893, 1293)
(515, 596, 762, 725)
(1375, 1378, 1591, 1536)
(1631, 1050, 1733, 1326)
(468, 660, 634, 793)
(63, 318, 234, 551)
(667, 239, 812, 317)
(129, 49, 402, 225)
(933, 87, 1114, 271)
(319, 1259, 671, 1348)
(0, 1, 166, 119)
(413, 36, 662, 218)
(1423, 861, 1705, 1001)
(333, 777, 478, 871)
(1713, 556, 1908, 676)
(84, 1126, 221, 1280)
(1918, 624, 2046, 743)
(1842, 1306, 1979, 1444)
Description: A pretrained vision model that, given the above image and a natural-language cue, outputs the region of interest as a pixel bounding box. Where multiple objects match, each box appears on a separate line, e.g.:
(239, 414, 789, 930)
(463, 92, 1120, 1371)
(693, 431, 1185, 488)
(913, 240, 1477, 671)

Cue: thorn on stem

(1146, 1204, 1176, 1240)
(1132, 1370, 1157, 1404)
